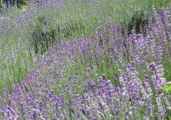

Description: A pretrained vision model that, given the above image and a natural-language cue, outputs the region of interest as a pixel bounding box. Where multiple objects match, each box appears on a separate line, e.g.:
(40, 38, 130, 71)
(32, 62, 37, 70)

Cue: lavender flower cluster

(0, 8, 171, 120)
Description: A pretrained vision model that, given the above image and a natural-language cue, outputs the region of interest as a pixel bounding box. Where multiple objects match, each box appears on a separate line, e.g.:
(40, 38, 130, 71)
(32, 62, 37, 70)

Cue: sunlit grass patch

(163, 57, 171, 81)
(162, 65, 171, 94)
(0, 33, 34, 93)
(162, 82, 171, 94)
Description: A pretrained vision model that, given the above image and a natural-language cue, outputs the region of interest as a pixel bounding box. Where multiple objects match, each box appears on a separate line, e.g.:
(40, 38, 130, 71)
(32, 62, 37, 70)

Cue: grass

(162, 83, 171, 94)
(0, 30, 35, 93)
(162, 56, 171, 94)
(163, 57, 171, 81)
(53, 55, 120, 102)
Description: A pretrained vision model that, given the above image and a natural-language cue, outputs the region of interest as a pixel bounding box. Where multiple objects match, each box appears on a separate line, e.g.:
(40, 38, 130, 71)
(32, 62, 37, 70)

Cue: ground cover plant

(1, 0, 171, 120)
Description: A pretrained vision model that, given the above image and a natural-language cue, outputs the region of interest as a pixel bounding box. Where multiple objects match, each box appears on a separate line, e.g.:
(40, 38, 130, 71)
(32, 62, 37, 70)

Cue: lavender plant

(0, 0, 171, 120)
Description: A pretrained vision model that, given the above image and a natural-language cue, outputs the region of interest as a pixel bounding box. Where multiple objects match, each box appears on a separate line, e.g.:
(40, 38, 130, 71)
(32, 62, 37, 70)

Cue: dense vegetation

(0, 0, 27, 8)
(0, 0, 171, 119)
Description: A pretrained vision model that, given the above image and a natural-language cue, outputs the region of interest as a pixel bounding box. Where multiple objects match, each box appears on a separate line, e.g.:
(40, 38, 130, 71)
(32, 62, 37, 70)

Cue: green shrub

(31, 14, 92, 54)
(127, 10, 148, 34)
(31, 16, 56, 54)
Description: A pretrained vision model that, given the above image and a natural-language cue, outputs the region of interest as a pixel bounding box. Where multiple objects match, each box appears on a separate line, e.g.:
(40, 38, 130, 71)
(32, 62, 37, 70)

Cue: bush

(31, 15, 88, 54)
(127, 11, 148, 34)
(31, 16, 56, 54)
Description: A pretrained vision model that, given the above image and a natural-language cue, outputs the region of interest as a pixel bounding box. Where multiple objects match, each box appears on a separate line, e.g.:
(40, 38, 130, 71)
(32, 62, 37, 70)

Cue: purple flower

(149, 63, 166, 90)
(2, 106, 18, 120)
